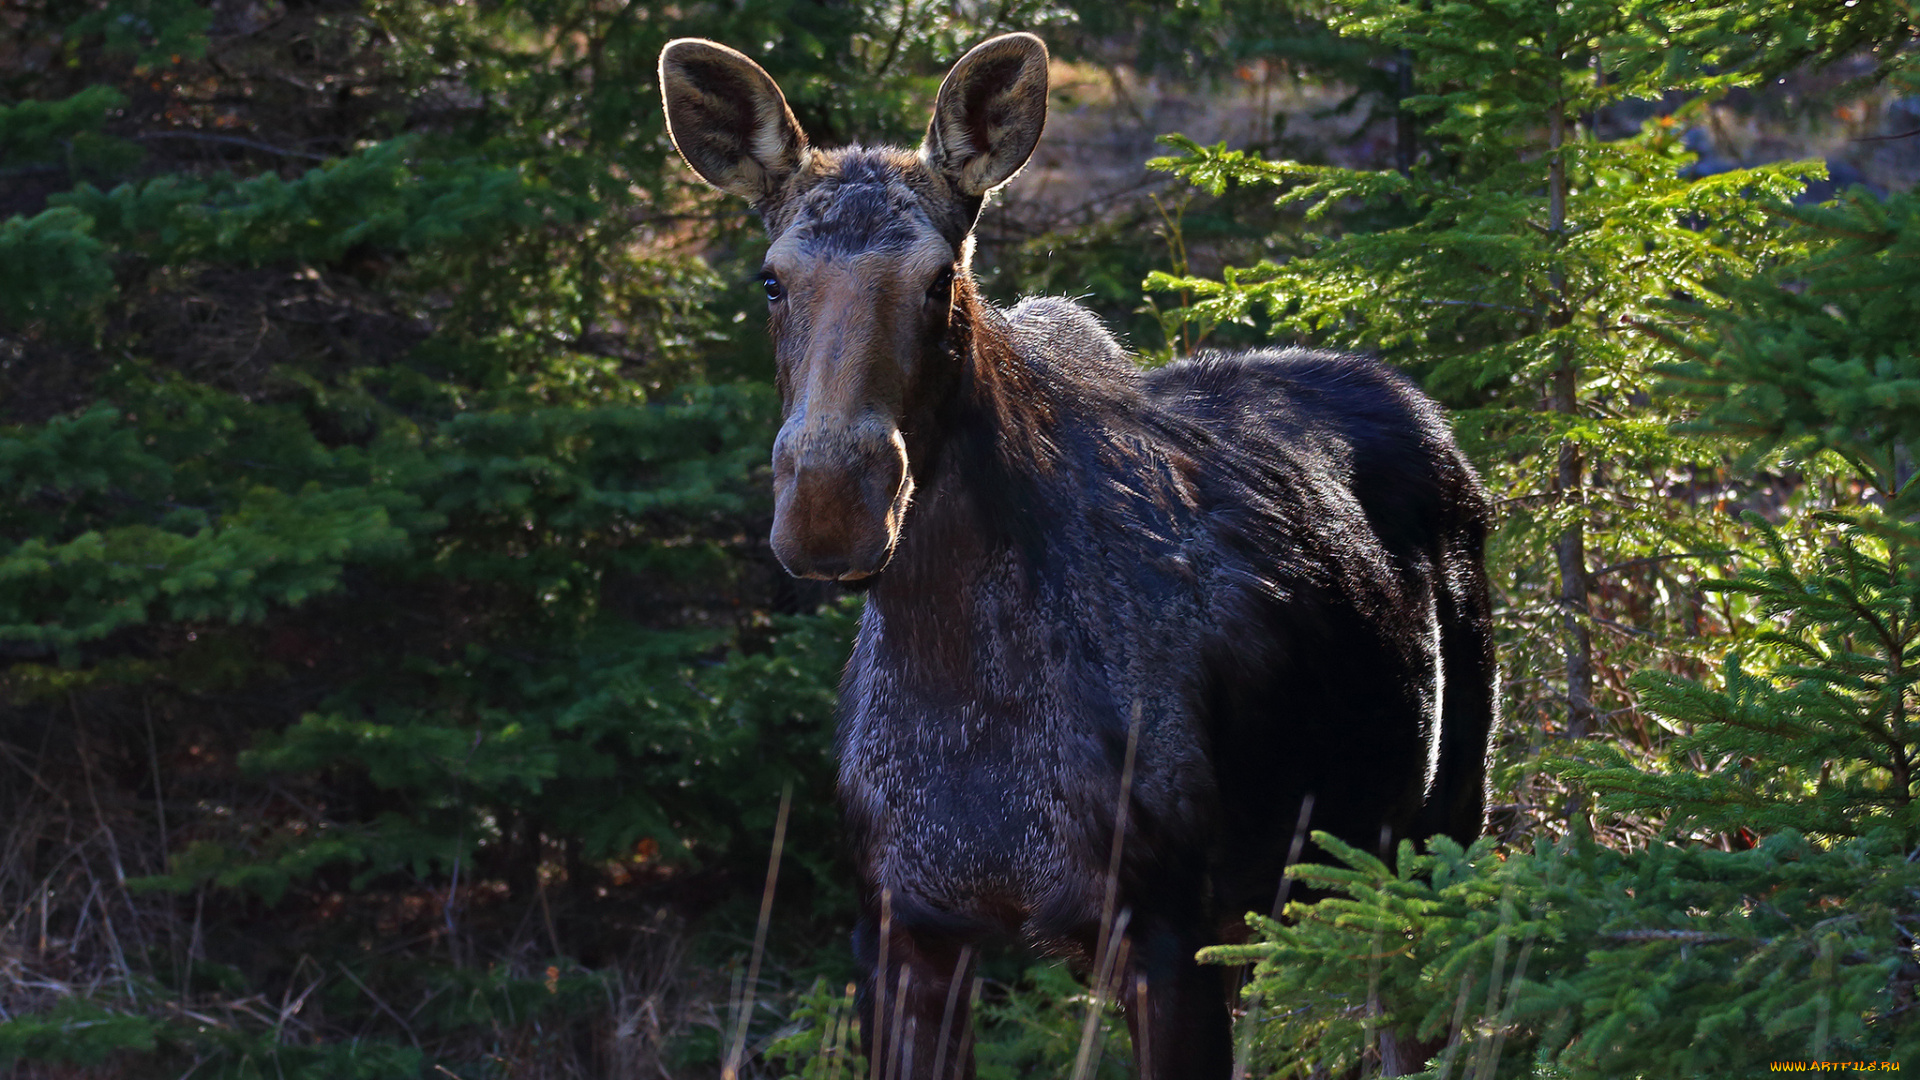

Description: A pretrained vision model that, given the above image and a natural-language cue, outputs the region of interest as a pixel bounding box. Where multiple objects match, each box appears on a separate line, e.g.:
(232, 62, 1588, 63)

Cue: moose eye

(926, 267, 954, 302)
(761, 272, 784, 302)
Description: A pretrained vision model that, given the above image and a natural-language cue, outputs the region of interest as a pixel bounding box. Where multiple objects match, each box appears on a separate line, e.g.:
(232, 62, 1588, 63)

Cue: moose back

(660, 33, 1496, 1080)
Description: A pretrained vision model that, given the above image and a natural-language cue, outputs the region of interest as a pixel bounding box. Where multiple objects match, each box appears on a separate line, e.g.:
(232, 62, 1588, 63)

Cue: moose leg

(854, 912, 978, 1080)
(1121, 911, 1233, 1080)
(1423, 540, 1497, 847)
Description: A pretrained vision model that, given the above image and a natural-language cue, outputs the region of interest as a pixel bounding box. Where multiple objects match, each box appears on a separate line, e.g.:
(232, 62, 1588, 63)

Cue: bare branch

(134, 132, 329, 162)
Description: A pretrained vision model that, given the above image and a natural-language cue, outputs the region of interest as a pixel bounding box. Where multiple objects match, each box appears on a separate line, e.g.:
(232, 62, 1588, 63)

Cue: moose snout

(770, 425, 912, 581)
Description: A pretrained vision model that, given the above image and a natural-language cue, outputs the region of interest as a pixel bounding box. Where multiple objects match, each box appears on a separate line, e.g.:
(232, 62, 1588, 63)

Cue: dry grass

(0, 696, 813, 1079)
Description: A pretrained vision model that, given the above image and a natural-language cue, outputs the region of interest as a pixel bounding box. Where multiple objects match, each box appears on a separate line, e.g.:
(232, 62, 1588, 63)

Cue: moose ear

(922, 33, 1049, 199)
(659, 39, 809, 207)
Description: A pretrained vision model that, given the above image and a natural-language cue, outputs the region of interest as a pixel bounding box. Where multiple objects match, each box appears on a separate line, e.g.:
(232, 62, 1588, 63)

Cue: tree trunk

(1548, 91, 1594, 740)
(1396, 48, 1417, 174)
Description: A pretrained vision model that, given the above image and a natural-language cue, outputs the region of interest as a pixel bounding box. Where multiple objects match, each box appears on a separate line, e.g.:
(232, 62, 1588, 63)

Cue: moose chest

(834, 542, 1216, 942)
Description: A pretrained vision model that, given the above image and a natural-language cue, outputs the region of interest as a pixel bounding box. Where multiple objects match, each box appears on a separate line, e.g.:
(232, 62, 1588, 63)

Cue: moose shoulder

(660, 33, 1496, 1080)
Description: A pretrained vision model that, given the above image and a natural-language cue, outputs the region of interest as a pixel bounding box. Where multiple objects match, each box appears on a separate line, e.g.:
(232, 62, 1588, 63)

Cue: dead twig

(335, 961, 425, 1053)
(133, 131, 329, 161)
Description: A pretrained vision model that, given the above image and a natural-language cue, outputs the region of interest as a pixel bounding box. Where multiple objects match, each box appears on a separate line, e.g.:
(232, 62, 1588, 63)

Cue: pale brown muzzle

(769, 420, 912, 580)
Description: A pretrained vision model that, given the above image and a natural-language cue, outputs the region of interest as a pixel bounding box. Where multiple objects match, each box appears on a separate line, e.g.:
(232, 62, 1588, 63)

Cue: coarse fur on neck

(868, 270, 1154, 656)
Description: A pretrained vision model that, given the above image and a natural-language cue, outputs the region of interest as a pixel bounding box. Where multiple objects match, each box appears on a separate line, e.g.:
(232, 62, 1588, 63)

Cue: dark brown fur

(660, 34, 1496, 1079)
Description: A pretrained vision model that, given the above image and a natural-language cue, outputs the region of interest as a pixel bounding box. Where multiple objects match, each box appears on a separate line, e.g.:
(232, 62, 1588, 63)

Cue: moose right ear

(659, 39, 809, 207)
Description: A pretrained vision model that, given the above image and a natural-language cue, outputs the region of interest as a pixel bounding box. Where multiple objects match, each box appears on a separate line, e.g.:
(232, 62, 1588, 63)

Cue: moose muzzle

(770, 419, 912, 580)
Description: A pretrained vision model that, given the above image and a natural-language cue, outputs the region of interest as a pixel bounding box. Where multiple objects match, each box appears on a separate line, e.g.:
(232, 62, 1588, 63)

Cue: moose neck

(869, 273, 1056, 625)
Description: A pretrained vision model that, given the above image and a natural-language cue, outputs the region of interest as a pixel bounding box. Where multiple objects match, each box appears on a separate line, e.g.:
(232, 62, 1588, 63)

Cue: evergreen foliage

(1598, 112, 1920, 853)
(0, 0, 1056, 1072)
(1211, 828, 1919, 1076)
(7, 0, 1919, 1072)
(1147, 0, 1852, 756)
(1183, 3, 1920, 1073)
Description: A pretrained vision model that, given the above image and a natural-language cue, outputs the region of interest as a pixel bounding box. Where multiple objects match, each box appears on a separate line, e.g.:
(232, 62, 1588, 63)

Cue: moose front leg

(1120, 911, 1234, 1080)
(854, 911, 979, 1080)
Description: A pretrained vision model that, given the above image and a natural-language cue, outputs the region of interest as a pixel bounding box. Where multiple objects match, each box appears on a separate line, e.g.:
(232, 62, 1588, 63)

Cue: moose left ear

(922, 33, 1049, 199)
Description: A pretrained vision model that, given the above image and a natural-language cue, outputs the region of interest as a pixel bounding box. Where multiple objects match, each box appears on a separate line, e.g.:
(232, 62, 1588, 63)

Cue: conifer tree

(0, 0, 1059, 1072)
(1207, 173, 1920, 1077)
(1601, 47, 1920, 848)
(1181, 2, 1920, 1074)
(1149, 0, 1839, 751)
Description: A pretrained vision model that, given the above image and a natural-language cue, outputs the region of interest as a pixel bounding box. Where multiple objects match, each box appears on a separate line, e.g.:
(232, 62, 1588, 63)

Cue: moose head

(659, 34, 1050, 580)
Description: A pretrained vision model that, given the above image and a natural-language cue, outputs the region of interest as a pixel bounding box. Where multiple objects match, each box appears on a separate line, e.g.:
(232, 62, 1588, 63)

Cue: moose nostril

(808, 554, 852, 579)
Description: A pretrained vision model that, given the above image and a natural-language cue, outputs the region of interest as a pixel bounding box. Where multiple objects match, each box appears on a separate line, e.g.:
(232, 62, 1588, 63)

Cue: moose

(660, 32, 1495, 1079)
